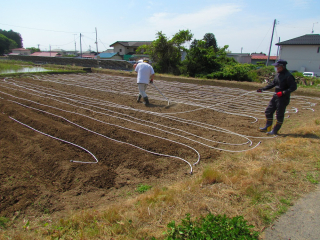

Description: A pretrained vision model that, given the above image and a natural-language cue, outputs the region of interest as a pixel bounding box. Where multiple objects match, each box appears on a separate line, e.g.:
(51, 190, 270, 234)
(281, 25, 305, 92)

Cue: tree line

(137, 30, 264, 82)
(0, 29, 23, 55)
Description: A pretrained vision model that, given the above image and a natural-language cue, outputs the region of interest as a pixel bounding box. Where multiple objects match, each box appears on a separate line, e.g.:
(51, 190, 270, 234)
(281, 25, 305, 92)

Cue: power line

(0, 22, 95, 34)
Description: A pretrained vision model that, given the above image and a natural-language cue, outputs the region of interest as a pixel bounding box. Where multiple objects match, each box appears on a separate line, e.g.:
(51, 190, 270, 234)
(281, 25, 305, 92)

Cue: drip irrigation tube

(8, 116, 99, 164)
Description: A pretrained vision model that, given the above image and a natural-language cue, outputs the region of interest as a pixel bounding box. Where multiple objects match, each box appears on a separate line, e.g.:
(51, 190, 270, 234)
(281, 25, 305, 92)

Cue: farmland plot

(0, 73, 319, 219)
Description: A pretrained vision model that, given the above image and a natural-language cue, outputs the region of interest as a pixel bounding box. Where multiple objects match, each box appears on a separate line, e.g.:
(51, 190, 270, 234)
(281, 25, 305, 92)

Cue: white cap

(137, 59, 143, 63)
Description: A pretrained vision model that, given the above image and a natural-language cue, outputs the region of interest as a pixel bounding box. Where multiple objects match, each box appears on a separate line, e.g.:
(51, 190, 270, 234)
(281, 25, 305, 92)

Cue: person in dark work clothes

(257, 59, 297, 135)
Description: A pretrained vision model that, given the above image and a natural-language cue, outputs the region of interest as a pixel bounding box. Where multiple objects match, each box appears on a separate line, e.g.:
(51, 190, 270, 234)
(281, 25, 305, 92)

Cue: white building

(276, 34, 320, 75)
(109, 41, 152, 56)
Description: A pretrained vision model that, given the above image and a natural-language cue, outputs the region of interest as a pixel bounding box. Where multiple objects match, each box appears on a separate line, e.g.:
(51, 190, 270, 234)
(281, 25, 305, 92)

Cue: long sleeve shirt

(262, 69, 297, 97)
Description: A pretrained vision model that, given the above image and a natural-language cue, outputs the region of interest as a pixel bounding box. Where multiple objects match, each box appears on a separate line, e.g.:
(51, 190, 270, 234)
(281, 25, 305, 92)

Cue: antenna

(312, 22, 318, 33)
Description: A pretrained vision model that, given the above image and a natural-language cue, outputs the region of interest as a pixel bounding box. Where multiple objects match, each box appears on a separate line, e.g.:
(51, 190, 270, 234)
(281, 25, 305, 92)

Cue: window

(119, 49, 122, 52)
(317, 47, 320, 53)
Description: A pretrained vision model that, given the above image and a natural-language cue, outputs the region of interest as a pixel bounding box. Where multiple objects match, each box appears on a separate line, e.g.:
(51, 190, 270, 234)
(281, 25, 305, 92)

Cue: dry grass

(1, 118, 320, 239)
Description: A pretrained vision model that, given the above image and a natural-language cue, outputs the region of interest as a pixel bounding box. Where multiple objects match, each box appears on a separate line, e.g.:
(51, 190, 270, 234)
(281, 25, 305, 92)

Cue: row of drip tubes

(1, 74, 318, 174)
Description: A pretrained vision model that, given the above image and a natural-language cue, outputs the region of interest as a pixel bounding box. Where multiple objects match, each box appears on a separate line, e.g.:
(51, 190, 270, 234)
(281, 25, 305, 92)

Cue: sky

(1, 0, 319, 55)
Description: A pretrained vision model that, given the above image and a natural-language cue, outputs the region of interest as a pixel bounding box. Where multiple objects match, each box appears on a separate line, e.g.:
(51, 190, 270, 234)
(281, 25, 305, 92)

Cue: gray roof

(276, 34, 320, 45)
(109, 41, 152, 47)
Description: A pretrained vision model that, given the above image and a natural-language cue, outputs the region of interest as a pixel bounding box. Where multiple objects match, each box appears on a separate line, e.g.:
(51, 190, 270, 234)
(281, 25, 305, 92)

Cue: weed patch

(161, 213, 259, 240)
(136, 184, 152, 193)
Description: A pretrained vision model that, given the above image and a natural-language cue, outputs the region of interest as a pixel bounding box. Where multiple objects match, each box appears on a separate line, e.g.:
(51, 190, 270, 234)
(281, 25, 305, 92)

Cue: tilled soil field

(1, 73, 319, 220)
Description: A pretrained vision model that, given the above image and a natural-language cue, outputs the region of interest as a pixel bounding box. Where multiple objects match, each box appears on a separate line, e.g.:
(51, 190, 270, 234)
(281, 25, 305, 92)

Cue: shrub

(162, 213, 259, 240)
(207, 64, 258, 81)
(136, 184, 152, 193)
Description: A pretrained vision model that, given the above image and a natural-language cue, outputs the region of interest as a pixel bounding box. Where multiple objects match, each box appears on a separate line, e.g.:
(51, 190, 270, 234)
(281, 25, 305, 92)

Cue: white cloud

(147, 4, 241, 33)
(291, 0, 310, 8)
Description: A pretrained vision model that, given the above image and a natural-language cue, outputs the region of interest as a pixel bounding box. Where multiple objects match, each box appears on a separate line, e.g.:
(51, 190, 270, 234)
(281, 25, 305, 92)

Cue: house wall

(226, 54, 251, 64)
(12, 49, 31, 55)
(279, 45, 320, 74)
(112, 43, 127, 56)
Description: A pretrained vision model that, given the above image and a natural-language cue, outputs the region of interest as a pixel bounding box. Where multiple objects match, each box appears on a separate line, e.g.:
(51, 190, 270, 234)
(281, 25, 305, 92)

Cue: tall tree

(137, 30, 193, 75)
(183, 33, 233, 77)
(203, 33, 218, 52)
(0, 29, 23, 48)
(0, 34, 17, 55)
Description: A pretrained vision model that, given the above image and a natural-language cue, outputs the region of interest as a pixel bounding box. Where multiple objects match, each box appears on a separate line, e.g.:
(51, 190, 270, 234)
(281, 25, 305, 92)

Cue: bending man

(257, 59, 297, 135)
(135, 59, 155, 106)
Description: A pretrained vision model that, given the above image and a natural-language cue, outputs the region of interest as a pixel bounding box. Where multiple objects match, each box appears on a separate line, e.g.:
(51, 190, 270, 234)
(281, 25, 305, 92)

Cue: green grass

(0, 217, 10, 229)
(136, 184, 152, 193)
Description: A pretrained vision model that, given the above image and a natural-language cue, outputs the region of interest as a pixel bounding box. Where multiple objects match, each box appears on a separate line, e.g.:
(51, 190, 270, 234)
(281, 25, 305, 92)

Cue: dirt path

(262, 184, 320, 240)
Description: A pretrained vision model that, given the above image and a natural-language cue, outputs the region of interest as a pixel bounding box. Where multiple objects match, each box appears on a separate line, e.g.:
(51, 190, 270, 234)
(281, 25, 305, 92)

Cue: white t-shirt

(135, 62, 155, 84)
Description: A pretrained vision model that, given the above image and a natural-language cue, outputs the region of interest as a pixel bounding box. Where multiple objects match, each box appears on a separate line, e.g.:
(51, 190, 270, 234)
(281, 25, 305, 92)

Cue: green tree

(0, 29, 23, 48)
(137, 30, 193, 75)
(203, 33, 218, 52)
(0, 34, 17, 55)
(26, 47, 40, 53)
(183, 34, 234, 77)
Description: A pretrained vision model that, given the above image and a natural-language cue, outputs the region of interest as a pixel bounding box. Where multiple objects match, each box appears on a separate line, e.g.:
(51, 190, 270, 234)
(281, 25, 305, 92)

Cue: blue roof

(98, 52, 118, 58)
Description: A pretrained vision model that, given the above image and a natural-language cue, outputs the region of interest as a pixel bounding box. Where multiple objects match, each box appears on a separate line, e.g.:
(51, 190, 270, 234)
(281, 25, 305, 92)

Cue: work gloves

(257, 89, 284, 98)
(149, 79, 153, 83)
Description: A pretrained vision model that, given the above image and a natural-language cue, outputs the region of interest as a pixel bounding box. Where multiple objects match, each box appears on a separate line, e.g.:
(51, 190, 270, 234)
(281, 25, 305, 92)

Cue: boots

(267, 122, 282, 135)
(143, 97, 150, 106)
(259, 119, 273, 132)
(137, 94, 142, 103)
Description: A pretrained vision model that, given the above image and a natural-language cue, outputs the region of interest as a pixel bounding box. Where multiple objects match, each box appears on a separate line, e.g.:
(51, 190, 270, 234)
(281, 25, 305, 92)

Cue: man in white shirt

(135, 59, 155, 106)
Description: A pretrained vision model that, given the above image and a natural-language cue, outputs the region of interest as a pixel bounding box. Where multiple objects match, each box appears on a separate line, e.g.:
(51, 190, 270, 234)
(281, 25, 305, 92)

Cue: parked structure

(10, 48, 31, 56)
(276, 34, 320, 75)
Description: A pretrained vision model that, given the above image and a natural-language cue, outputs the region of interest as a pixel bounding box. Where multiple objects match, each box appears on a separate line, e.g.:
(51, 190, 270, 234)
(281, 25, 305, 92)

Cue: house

(81, 54, 96, 59)
(251, 53, 277, 65)
(109, 41, 152, 57)
(97, 52, 122, 60)
(276, 34, 320, 75)
(52, 49, 78, 56)
(10, 48, 31, 56)
(30, 52, 60, 57)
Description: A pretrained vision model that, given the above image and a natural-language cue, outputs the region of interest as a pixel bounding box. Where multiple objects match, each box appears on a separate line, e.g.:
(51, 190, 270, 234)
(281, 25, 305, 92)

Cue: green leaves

(163, 213, 259, 240)
(135, 184, 152, 193)
(136, 30, 193, 75)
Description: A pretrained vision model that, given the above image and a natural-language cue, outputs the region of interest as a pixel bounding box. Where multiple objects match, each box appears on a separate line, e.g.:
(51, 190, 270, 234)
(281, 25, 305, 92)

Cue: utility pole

(50, 45, 51, 57)
(266, 19, 276, 66)
(276, 37, 280, 58)
(73, 34, 77, 53)
(80, 33, 82, 58)
(95, 27, 99, 53)
(37, 44, 40, 51)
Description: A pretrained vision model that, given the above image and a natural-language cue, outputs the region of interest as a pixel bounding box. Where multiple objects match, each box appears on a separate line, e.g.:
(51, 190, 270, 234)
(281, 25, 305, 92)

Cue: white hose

(8, 116, 99, 164)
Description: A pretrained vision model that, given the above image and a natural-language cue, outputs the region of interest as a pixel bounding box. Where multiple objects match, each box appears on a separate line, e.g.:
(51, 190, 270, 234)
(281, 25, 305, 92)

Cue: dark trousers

(265, 96, 290, 123)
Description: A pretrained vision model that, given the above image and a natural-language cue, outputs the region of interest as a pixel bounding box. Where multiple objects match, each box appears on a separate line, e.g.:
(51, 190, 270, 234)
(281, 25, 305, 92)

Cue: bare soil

(0, 73, 319, 222)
